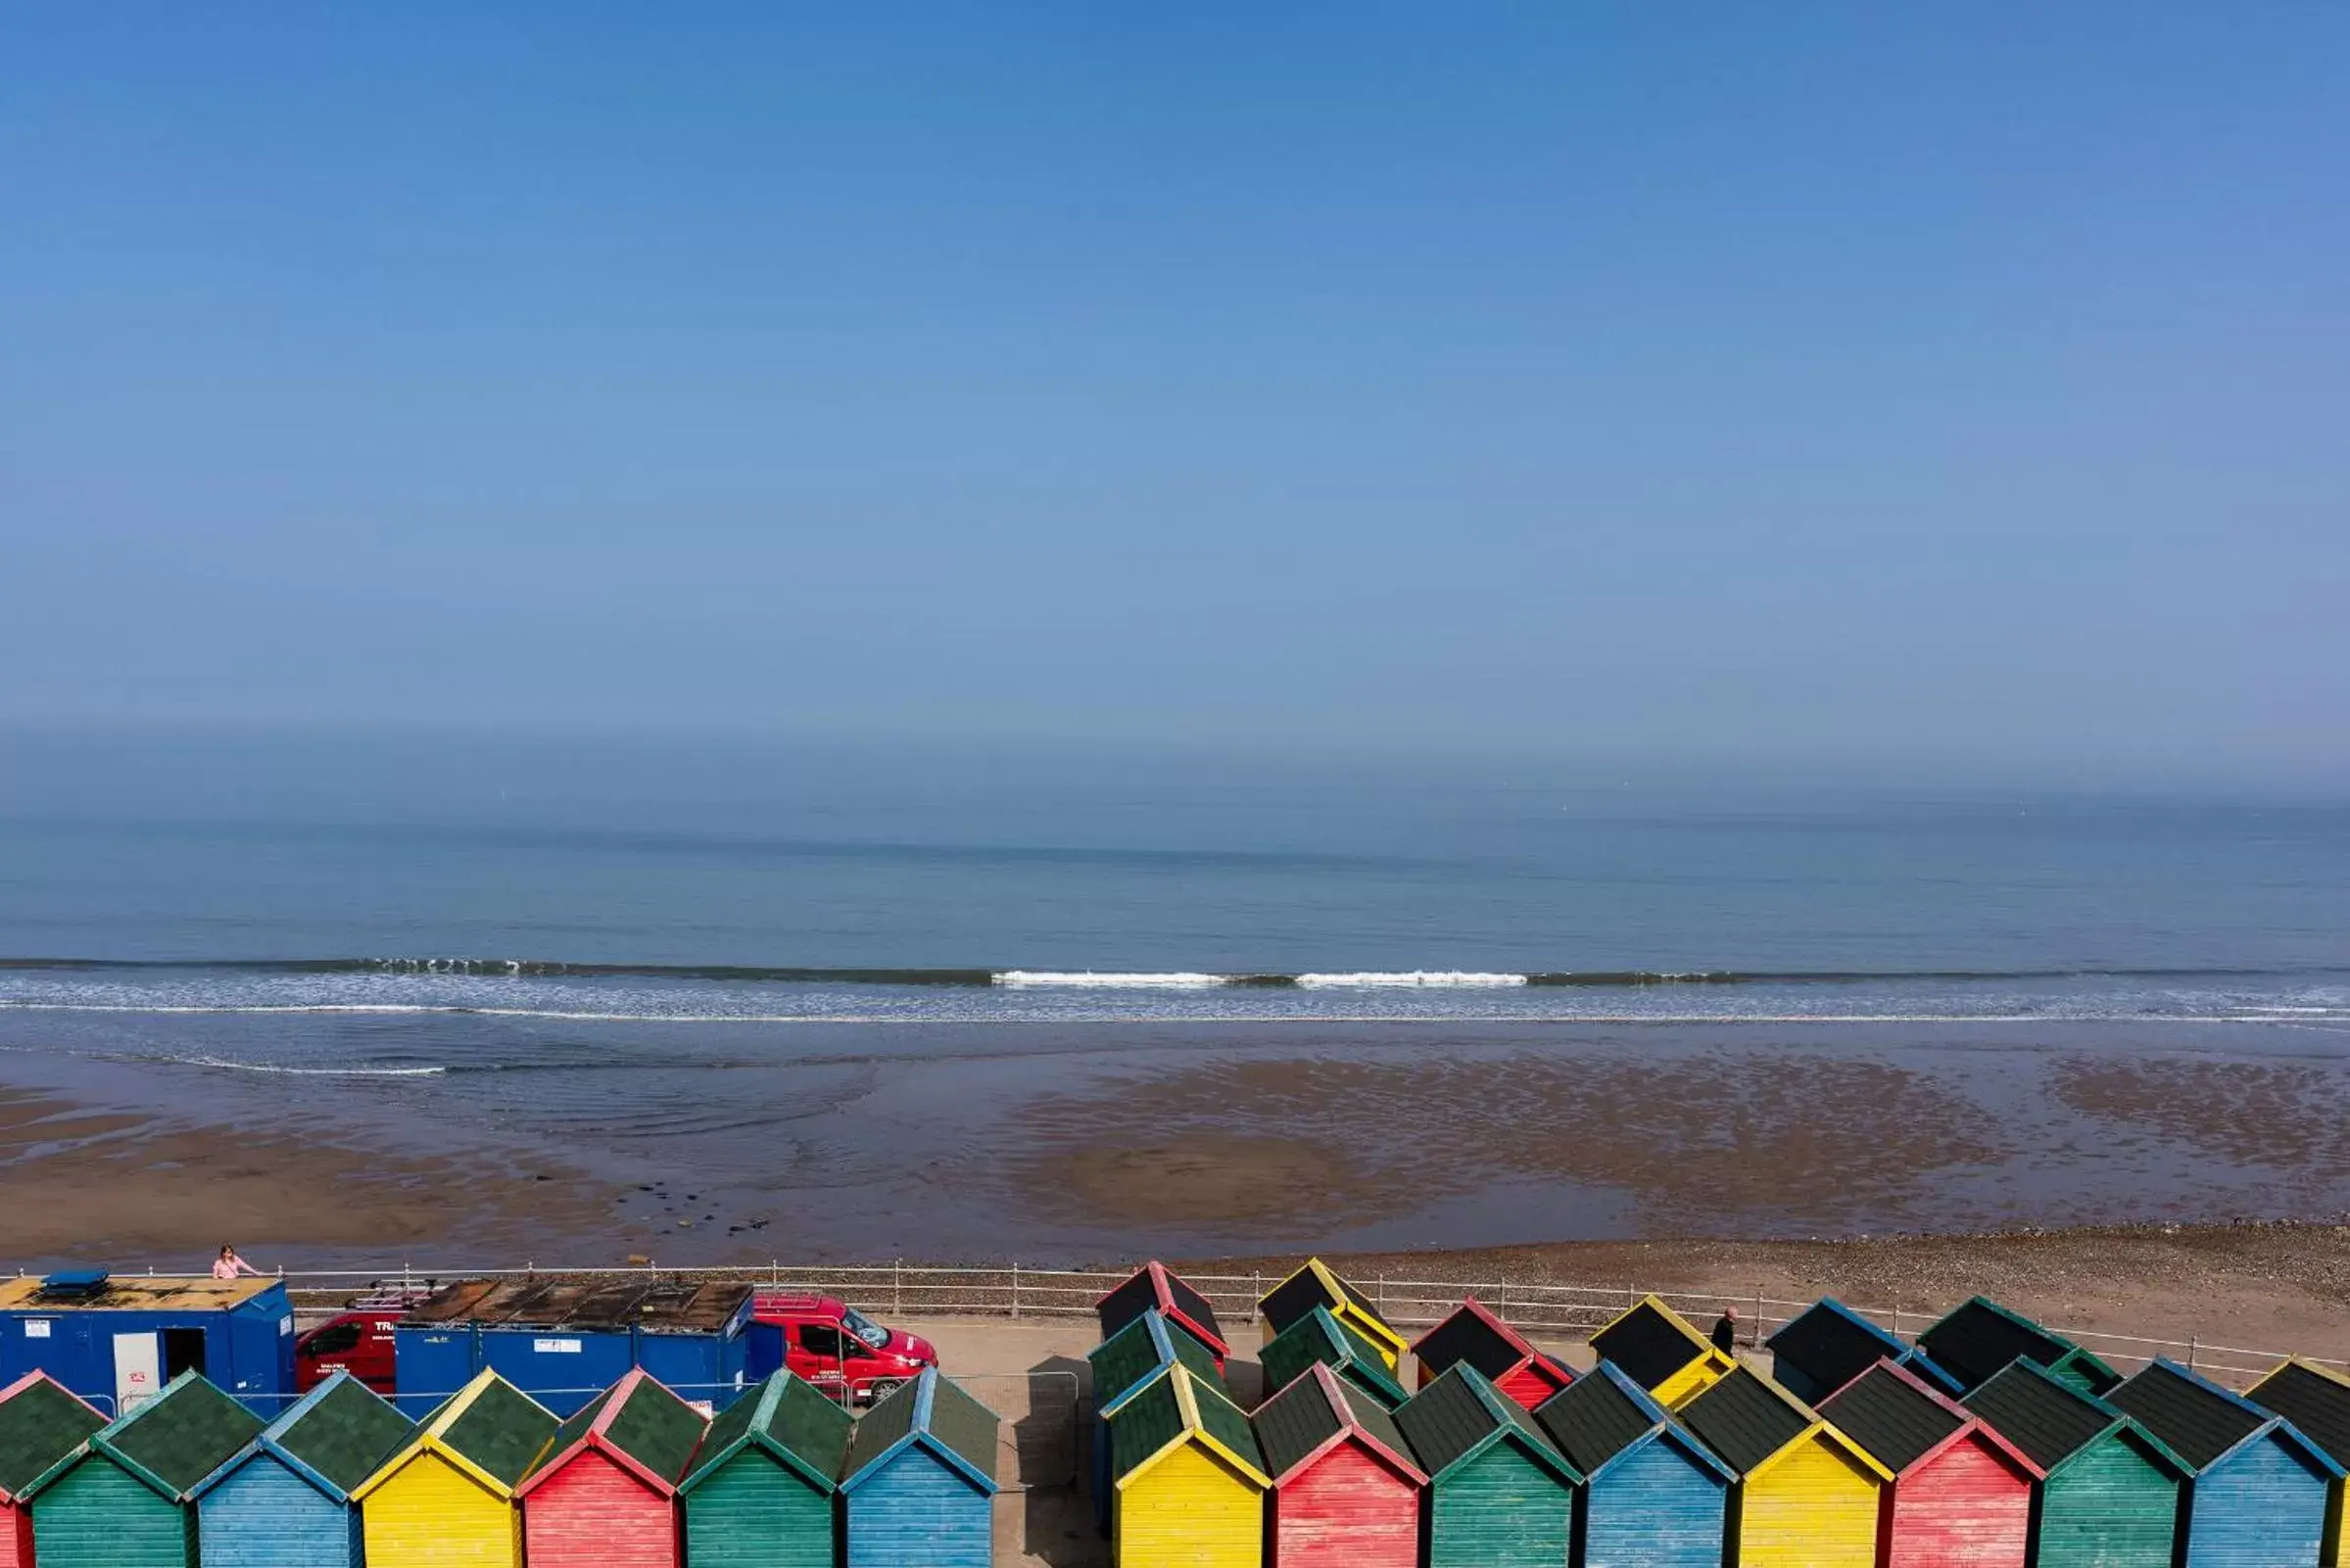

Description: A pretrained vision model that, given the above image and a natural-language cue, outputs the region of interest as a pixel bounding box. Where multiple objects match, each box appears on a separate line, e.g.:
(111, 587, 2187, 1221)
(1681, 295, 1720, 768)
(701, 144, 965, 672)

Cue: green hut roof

(0, 1377, 104, 1501)
(925, 1373, 1001, 1485)
(681, 1371, 851, 1492)
(441, 1377, 559, 1487)
(1260, 1307, 1406, 1406)
(1394, 1365, 1575, 1484)
(601, 1375, 708, 1483)
(270, 1376, 414, 1497)
(1093, 1310, 1229, 1417)
(842, 1368, 998, 1491)
(842, 1374, 922, 1482)
(105, 1376, 265, 1498)
(1109, 1371, 1185, 1483)
(1253, 1371, 1344, 1481)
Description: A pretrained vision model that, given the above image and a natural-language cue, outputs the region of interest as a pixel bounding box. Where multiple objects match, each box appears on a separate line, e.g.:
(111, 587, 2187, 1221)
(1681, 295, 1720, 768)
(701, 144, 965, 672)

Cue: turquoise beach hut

(191, 1371, 414, 1568)
(2106, 1357, 2343, 1568)
(23, 1371, 264, 1568)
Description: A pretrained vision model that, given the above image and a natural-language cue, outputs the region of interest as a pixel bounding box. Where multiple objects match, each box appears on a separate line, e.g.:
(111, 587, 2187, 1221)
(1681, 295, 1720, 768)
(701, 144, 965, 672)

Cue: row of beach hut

(1089, 1258, 2350, 1568)
(0, 1357, 999, 1568)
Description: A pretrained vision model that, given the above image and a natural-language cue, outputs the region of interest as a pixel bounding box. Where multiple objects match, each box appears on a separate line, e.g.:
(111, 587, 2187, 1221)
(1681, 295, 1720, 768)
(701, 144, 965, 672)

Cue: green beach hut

(1392, 1363, 1582, 1568)
(1964, 1357, 2187, 1568)
(676, 1369, 851, 1568)
(0, 1372, 106, 1568)
(1259, 1307, 1407, 1409)
(24, 1370, 264, 1568)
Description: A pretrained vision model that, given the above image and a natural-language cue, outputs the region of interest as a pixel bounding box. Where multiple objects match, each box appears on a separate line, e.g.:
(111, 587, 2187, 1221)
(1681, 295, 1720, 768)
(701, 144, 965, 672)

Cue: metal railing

(44, 1258, 2347, 1392)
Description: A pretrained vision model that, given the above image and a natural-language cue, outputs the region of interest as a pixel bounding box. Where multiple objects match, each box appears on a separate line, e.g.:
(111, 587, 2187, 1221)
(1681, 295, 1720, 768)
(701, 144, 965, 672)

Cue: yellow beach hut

(1107, 1363, 1270, 1568)
(351, 1368, 558, 1568)
(1676, 1365, 1892, 1568)
(1590, 1296, 1736, 1409)
(1256, 1260, 1408, 1372)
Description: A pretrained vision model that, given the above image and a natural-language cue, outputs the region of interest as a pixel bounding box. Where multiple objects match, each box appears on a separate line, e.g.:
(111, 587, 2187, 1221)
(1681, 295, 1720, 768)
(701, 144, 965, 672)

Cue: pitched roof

(1918, 1298, 2116, 1393)
(1252, 1364, 1424, 1486)
(431, 1371, 559, 1490)
(1329, 1374, 1423, 1483)
(1260, 1307, 1406, 1407)
(1108, 1364, 1266, 1488)
(1412, 1300, 1536, 1383)
(97, 1374, 266, 1499)
(2106, 1359, 2336, 1477)
(1536, 1361, 1660, 1477)
(1767, 1299, 1909, 1399)
(263, 1374, 414, 1498)
(0, 1374, 105, 1503)
(1259, 1260, 1400, 1348)
(1096, 1262, 1226, 1355)
(519, 1370, 708, 1496)
(680, 1371, 851, 1493)
(1818, 1360, 1966, 1476)
(1393, 1364, 1577, 1485)
(1107, 1369, 1185, 1483)
(1677, 1366, 1817, 1478)
(1592, 1297, 1716, 1393)
(841, 1368, 998, 1494)
(2249, 1360, 2350, 1469)
(1963, 1359, 2181, 1479)
(1091, 1310, 1230, 1419)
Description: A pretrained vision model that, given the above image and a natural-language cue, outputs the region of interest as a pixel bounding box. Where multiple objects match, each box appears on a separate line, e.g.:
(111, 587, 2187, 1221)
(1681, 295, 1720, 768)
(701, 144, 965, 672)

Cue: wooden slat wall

(1271, 1443, 1414, 1568)
(360, 1451, 522, 1568)
(1887, 1437, 2031, 1568)
(2037, 1439, 2177, 1568)
(1581, 1440, 1725, 1568)
(844, 1450, 991, 1568)
(682, 1449, 836, 1568)
(1736, 1438, 1878, 1568)
(198, 1459, 359, 1568)
(522, 1449, 679, 1568)
(2182, 1441, 2331, 1568)
(1425, 1446, 1569, 1568)
(0, 1501, 28, 1568)
(27, 1460, 190, 1568)
(1117, 1443, 1261, 1568)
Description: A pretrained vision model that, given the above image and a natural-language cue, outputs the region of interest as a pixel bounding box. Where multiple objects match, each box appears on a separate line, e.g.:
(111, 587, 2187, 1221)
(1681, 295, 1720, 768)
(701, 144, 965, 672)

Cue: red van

(292, 1290, 428, 1394)
(752, 1293, 937, 1403)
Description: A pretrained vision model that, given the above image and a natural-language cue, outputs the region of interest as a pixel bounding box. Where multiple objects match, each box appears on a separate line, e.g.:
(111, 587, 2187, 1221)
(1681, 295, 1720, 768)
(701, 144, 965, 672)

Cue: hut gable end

(1818, 1362, 1967, 1476)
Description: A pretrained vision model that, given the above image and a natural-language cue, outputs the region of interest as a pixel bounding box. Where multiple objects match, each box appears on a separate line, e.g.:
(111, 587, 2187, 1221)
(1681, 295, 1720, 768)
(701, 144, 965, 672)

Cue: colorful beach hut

(1962, 1358, 2187, 1568)
(676, 1369, 849, 1568)
(1097, 1262, 1231, 1368)
(1259, 1307, 1407, 1409)
(1409, 1298, 1575, 1410)
(516, 1367, 708, 1568)
(1257, 1261, 1408, 1372)
(1533, 1359, 1731, 1568)
(1917, 1297, 2120, 1396)
(839, 1367, 999, 1568)
(22, 1370, 263, 1568)
(1591, 1296, 1735, 1409)
(1088, 1308, 1232, 1531)
(0, 1372, 105, 1568)
(1766, 1298, 1959, 1405)
(190, 1371, 413, 1568)
(1106, 1362, 1268, 1568)
(1392, 1363, 1581, 1568)
(2106, 1357, 2342, 1568)
(2245, 1357, 2350, 1568)
(352, 1367, 558, 1568)
(1253, 1362, 1424, 1568)
(1676, 1364, 1892, 1568)
(1818, 1358, 2039, 1568)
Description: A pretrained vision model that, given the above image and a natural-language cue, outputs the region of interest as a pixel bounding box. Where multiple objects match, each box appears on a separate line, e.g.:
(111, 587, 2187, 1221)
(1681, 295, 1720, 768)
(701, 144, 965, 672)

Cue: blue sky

(4, 5, 2345, 782)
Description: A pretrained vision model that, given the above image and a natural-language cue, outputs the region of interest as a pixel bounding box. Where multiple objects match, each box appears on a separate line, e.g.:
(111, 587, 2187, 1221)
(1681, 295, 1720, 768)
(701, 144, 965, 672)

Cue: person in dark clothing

(1710, 1306, 1739, 1355)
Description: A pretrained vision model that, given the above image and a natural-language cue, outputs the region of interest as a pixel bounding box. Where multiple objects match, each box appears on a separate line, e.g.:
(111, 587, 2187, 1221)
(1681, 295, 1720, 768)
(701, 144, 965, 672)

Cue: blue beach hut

(1533, 1360, 1731, 1568)
(191, 1371, 414, 1568)
(1765, 1298, 1960, 1405)
(2106, 1357, 2343, 1568)
(839, 1367, 1000, 1568)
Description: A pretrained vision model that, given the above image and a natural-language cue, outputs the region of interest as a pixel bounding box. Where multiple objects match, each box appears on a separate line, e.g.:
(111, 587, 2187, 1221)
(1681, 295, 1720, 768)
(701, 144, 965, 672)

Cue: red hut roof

(1095, 1261, 1229, 1362)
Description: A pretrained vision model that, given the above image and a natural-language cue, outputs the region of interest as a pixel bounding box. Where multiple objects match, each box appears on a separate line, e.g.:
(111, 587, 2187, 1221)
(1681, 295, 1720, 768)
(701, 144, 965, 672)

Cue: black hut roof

(1767, 1299, 1906, 1398)
(1252, 1369, 1344, 1481)
(1678, 1367, 1812, 1477)
(1534, 1363, 1657, 1476)
(1818, 1362, 1963, 1475)
(1413, 1301, 1532, 1382)
(1593, 1299, 1709, 1392)
(2250, 1362, 2350, 1467)
(2105, 1361, 2267, 1473)
(1919, 1298, 2074, 1392)
(1963, 1360, 2122, 1473)
(1097, 1262, 1225, 1354)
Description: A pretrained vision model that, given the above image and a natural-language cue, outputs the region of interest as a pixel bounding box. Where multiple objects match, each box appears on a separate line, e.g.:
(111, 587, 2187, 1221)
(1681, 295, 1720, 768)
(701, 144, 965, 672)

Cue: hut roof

(1678, 1365, 1892, 1483)
(1411, 1299, 1539, 1383)
(1259, 1260, 1400, 1345)
(1091, 1310, 1228, 1420)
(355, 1369, 557, 1500)
(1260, 1307, 1406, 1407)
(1109, 1364, 1266, 1489)
(194, 1372, 413, 1502)
(1820, 1359, 2038, 1480)
(1096, 1262, 1227, 1357)
(0, 1275, 281, 1313)
(2248, 1359, 2350, 1469)
(1591, 1296, 1724, 1393)
(0, 1373, 105, 1503)
(1918, 1297, 2116, 1394)
(2106, 1359, 2341, 1478)
(1393, 1364, 1578, 1486)
(74, 1373, 264, 1501)
(404, 1277, 750, 1336)
(679, 1370, 850, 1494)
(520, 1369, 707, 1497)
(841, 1368, 998, 1495)
(1533, 1360, 1731, 1485)
(1963, 1359, 2185, 1480)
(1767, 1300, 1908, 1395)
(1251, 1364, 1423, 1487)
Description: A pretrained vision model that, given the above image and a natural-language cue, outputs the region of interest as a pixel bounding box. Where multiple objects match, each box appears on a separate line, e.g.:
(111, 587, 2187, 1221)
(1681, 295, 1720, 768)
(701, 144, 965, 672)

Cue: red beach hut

(1819, 1358, 2040, 1568)
(1252, 1364, 1426, 1568)
(1096, 1262, 1230, 1369)
(1409, 1299, 1574, 1410)
(515, 1369, 710, 1568)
